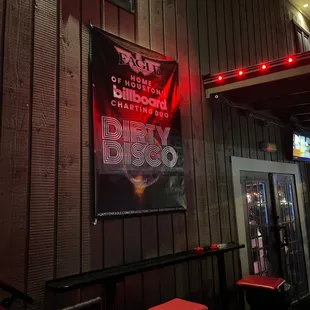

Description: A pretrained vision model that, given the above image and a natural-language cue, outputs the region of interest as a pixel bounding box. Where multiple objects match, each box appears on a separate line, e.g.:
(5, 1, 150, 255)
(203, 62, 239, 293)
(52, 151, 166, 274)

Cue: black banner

(91, 27, 186, 216)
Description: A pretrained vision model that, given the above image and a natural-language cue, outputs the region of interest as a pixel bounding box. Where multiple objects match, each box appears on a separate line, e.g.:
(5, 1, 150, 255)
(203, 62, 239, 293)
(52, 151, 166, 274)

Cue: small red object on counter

(210, 244, 219, 251)
(194, 247, 204, 254)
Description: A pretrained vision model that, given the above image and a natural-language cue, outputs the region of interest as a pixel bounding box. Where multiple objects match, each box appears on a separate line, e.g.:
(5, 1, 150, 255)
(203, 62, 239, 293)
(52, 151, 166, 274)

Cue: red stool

(148, 298, 208, 310)
(237, 275, 291, 310)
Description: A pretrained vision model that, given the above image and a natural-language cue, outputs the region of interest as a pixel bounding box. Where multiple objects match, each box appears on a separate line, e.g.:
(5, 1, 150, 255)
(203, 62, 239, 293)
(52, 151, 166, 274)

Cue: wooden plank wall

(1, 0, 310, 309)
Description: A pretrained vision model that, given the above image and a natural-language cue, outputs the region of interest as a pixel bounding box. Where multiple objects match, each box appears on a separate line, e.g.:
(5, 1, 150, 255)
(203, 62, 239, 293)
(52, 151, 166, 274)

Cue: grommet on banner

(92, 218, 98, 226)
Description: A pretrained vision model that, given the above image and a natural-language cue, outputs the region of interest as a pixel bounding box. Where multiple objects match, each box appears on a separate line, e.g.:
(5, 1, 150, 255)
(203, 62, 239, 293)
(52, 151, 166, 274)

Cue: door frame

(231, 156, 310, 289)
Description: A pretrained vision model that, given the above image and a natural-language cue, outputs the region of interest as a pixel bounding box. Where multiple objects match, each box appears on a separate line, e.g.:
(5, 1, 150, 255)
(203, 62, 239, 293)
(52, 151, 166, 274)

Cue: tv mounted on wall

(292, 131, 310, 162)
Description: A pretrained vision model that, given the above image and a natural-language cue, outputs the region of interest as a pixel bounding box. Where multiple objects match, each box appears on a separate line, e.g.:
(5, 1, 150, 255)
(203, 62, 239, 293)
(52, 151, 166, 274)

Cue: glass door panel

(271, 174, 308, 298)
(241, 172, 277, 277)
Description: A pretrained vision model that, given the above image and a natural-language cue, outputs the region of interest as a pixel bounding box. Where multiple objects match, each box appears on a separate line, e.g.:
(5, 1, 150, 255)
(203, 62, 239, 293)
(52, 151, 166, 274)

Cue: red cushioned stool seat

(148, 298, 208, 310)
(237, 275, 285, 291)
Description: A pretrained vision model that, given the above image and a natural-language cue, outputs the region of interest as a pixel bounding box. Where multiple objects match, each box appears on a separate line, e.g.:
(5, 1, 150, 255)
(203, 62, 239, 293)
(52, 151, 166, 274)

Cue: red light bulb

(261, 64, 267, 70)
(288, 57, 293, 63)
(218, 75, 223, 81)
(238, 70, 243, 76)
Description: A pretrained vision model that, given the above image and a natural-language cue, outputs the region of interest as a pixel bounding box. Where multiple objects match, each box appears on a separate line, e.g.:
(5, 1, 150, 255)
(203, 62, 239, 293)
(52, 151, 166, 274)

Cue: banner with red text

(91, 27, 186, 216)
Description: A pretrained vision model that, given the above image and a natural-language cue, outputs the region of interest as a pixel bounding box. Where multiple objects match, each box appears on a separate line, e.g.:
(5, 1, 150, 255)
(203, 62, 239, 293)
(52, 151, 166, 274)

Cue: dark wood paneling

(253, 0, 263, 63)
(135, 1, 162, 308)
(81, 0, 101, 274)
(265, 0, 277, 59)
(248, 117, 258, 159)
(223, 0, 235, 70)
(232, 0, 243, 68)
(255, 121, 265, 160)
(0, 0, 32, 300)
(187, 0, 205, 301)
(57, 0, 81, 280)
(27, 0, 56, 308)
(0, 0, 5, 144)
(212, 101, 235, 296)
(258, 0, 269, 60)
(216, 0, 228, 71)
(239, 0, 250, 66)
(207, 0, 219, 73)
(262, 126, 272, 161)
(246, 0, 256, 65)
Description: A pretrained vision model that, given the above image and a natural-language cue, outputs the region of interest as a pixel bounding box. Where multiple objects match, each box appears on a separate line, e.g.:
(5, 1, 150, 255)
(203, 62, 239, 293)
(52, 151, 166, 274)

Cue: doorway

(231, 157, 310, 299)
(241, 171, 307, 297)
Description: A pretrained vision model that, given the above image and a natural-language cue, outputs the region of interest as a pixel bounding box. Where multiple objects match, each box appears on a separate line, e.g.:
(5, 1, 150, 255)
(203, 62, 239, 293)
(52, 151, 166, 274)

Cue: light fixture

(238, 70, 244, 76)
(217, 75, 223, 81)
(288, 57, 293, 63)
(304, 4, 309, 8)
(261, 64, 267, 70)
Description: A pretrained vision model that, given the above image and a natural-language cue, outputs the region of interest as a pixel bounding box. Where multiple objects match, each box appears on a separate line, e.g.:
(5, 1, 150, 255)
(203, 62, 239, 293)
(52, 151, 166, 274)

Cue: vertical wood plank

(275, 125, 284, 162)
(231, 108, 241, 158)
(0, 0, 5, 144)
(198, 0, 215, 304)
(284, 5, 295, 54)
(135, 2, 161, 307)
(0, 0, 32, 298)
(269, 124, 277, 162)
(119, 8, 135, 41)
(198, 0, 210, 75)
(81, 0, 101, 276)
(223, 0, 235, 70)
(164, 0, 185, 264)
(136, 0, 150, 48)
(262, 125, 271, 161)
(252, 0, 263, 63)
(239, 0, 250, 66)
(27, 0, 56, 308)
(102, 0, 123, 281)
(273, 0, 285, 57)
(187, 0, 208, 302)
(187, 0, 207, 248)
(222, 104, 241, 309)
(150, 0, 164, 53)
(248, 117, 258, 159)
(176, 0, 197, 248)
(104, 1, 118, 34)
(203, 99, 220, 299)
(246, 0, 256, 65)
(212, 101, 234, 292)
(158, 0, 178, 303)
(57, 0, 81, 281)
(143, 270, 160, 309)
(240, 113, 250, 158)
(207, 0, 219, 74)
(216, 0, 227, 71)
(232, 0, 242, 68)
(176, 0, 196, 301)
(258, 0, 269, 60)
(117, 6, 143, 309)
(255, 121, 264, 160)
(267, 0, 279, 59)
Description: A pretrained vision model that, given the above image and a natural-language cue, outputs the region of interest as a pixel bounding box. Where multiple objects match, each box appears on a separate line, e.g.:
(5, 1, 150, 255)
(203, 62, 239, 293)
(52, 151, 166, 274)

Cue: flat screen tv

(292, 131, 310, 162)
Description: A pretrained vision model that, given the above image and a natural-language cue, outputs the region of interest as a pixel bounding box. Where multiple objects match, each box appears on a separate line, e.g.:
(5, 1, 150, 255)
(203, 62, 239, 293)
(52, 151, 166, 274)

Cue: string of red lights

(217, 56, 295, 82)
